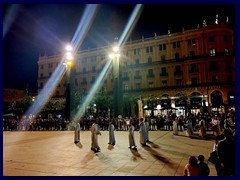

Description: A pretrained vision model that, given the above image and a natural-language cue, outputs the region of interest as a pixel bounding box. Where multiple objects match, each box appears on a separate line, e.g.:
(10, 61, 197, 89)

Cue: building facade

(37, 21, 235, 116)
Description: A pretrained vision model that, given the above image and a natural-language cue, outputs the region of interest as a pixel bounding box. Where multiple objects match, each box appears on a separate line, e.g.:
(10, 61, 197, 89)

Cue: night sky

(3, 4, 235, 93)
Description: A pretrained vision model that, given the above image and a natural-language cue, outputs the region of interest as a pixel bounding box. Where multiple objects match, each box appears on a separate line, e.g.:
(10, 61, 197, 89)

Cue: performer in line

(139, 118, 147, 146)
(108, 119, 116, 146)
(129, 120, 137, 150)
(90, 119, 101, 153)
(74, 121, 80, 144)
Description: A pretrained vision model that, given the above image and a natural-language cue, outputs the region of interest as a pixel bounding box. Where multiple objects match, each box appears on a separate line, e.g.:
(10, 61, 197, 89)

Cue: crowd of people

(4, 110, 235, 176)
(3, 110, 235, 137)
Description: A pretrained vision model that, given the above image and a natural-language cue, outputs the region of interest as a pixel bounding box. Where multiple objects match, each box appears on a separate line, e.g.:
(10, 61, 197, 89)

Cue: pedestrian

(216, 128, 235, 176)
(90, 119, 101, 153)
(198, 155, 210, 176)
(173, 117, 178, 135)
(211, 134, 224, 176)
(74, 121, 80, 144)
(199, 118, 206, 138)
(185, 118, 194, 136)
(128, 120, 137, 150)
(144, 118, 151, 142)
(108, 119, 116, 146)
(184, 156, 201, 176)
(139, 118, 147, 146)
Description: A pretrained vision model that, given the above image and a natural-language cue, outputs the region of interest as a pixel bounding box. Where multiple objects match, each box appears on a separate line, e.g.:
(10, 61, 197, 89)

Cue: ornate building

(37, 21, 235, 116)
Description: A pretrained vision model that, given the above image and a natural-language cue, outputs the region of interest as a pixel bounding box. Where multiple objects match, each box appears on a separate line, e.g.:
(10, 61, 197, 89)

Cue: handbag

(208, 150, 218, 164)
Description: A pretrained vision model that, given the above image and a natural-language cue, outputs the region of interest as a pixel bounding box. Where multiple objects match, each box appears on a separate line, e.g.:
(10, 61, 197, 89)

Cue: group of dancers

(74, 117, 151, 153)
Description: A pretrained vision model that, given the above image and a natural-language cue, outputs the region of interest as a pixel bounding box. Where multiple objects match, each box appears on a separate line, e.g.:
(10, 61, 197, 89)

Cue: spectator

(184, 156, 201, 176)
(198, 155, 210, 176)
(216, 128, 235, 176)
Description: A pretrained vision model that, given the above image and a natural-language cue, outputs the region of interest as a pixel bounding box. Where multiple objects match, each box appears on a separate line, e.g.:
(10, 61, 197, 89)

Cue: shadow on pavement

(147, 141, 160, 149)
(142, 145, 175, 169)
(130, 149, 145, 160)
(107, 144, 114, 150)
(81, 151, 95, 163)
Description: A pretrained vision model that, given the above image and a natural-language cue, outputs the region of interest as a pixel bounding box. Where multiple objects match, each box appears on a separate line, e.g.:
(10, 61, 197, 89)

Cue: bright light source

(66, 54, 73, 60)
(109, 54, 114, 59)
(115, 53, 120, 58)
(113, 46, 119, 52)
(66, 60, 72, 66)
(66, 45, 73, 51)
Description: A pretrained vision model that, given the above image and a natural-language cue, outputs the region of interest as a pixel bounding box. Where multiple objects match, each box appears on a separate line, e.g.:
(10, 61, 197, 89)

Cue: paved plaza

(3, 130, 217, 176)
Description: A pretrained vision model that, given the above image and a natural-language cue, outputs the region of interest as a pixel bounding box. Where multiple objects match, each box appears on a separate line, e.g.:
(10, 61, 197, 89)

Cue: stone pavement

(3, 130, 217, 176)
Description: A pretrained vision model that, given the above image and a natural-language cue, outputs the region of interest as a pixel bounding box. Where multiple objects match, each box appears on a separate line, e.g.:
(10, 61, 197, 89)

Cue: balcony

(160, 72, 168, 76)
(122, 76, 130, 81)
(189, 69, 199, 73)
(134, 75, 142, 79)
(174, 71, 183, 76)
(147, 74, 155, 78)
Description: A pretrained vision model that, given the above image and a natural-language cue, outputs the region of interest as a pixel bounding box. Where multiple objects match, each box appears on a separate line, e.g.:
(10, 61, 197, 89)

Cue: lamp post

(64, 45, 74, 123)
(109, 45, 122, 118)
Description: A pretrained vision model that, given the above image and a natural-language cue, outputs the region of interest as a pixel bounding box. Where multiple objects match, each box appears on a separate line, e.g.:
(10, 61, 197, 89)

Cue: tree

(93, 89, 111, 117)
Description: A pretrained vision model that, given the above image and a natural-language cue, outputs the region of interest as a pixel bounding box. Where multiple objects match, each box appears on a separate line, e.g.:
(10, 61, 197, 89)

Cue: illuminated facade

(37, 21, 235, 116)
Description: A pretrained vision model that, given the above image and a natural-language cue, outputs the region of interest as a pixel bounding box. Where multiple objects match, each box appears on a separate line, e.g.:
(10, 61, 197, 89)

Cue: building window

(135, 83, 141, 90)
(49, 72, 52, 77)
(208, 37, 215, 42)
(161, 55, 165, 61)
(134, 48, 141, 55)
(41, 65, 44, 69)
(92, 66, 96, 72)
(191, 78, 197, 85)
(40, 73, 43, 78)
(210, 48, 216, 56)
(40, 82, 43, 89)
(176, 79, 182, 86)
(146, 46, 153, 53)
(124, 84, 129, 91)
(210, 61, 218, 71)
(190, 51, 195, 57)
(188, 39, 196, 45)
(148, 57, 152, 64)
(162, 80, 167, 86)
(159, 44, 166, 51)
(175, 53, 180, 59)
(83, 67, 86, 73)
(225, 48, 229, 55)
(148, 82, 154, 88)
(173, 41, 180, 48)
(224, 35, 229, 42)
(135, 70, 141, 79)
(91, 76, 95, 83)
(135, 59, 139, 65)
(162, 67, 167, 74)
(147, 69, 154, 78)
(91, 56, 96, 62)
(75, 78, 78, 86)
(227, 75, 232, 81)
(48, 63, 53, 68)
(225, 61, 232, 72)
(212, 76, 218, 83)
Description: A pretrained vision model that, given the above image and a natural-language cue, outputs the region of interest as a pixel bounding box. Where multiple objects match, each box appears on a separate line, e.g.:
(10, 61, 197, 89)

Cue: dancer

(90, 119, 101, 153)
(108, 120, 116, 146)
(139, 118, 147, 146)
(129, 120, 137, 150)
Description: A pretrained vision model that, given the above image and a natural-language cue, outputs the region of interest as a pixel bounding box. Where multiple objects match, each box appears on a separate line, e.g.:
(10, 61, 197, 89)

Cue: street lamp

(109, 45, 122, 118)
(64, 44, 74, 123)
